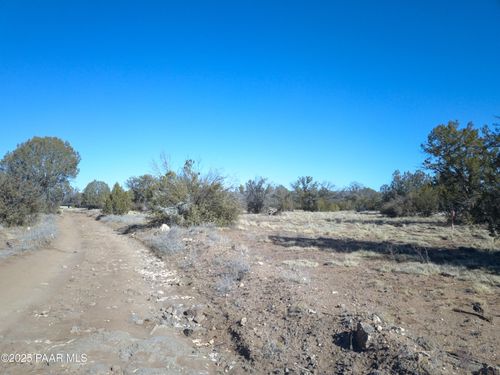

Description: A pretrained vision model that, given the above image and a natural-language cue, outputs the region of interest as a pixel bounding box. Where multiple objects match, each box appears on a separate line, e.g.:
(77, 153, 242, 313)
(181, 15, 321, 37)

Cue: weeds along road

(0, 211, 213, 375)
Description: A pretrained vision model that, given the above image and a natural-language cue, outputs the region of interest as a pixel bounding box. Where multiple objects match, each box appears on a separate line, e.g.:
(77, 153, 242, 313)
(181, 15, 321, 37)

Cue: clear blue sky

(1, 1, 499, 191)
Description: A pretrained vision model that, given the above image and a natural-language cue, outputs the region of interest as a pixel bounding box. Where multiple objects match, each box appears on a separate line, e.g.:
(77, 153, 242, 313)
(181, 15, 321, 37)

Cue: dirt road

(0, 212, 213, 375)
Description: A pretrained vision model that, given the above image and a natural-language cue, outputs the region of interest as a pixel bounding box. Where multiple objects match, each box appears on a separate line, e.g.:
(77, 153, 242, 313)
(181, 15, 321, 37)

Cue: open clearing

(0, 209, 498, 374)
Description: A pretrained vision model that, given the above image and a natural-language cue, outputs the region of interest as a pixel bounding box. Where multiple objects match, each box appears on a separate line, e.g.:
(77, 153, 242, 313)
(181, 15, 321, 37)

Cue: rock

(193, 314, 205, 324)
(473, 365, 499, 375)
(183, 309, 196, 321)
(240, 317, 247, 326)
(472, 302, 484, 314)
(267, 207, 279, 215)
(183, 328, 193, 337)
(354, 321, 375, 351)
(160, 224, 170, 232)
(287, 303, 307, 317)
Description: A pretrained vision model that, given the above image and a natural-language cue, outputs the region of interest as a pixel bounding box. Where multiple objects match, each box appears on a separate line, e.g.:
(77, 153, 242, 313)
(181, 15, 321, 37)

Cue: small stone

(183, 328, 193, 337)
(240, 317, 247, 326)
(160, 224, 170, 232)
(354, 321, 375, 351)
(193, 314, 205, 324)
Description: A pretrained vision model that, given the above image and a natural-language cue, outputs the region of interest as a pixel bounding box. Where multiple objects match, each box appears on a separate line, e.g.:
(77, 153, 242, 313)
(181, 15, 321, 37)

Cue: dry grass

(239, 211, 499, 294)
(99, 213, 148, 226)
(0, 214, 58, 258)
(237, 211, 497, 251)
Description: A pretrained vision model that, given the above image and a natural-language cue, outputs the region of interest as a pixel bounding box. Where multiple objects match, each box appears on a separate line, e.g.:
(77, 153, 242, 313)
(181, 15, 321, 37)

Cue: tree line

(0, 120, 498, 235)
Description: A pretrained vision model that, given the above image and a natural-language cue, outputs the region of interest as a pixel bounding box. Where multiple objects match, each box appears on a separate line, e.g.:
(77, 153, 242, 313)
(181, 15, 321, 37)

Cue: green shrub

(380, 170, 438, 217)
(150, 160, 241, 226)
(103, 183, 131, 215)
(82, 180, 110, 209)
(0, 173, 41, 226)
(270, 185, 294, 212)
(380, 198, 405, 218)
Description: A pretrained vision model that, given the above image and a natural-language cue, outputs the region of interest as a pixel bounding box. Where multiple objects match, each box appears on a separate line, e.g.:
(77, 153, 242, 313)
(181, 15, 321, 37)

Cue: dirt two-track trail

(0, 212, 214, 375)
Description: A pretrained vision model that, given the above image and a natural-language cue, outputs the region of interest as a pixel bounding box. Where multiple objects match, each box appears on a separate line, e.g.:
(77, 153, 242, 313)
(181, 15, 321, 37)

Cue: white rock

(160, 224, 170, 232)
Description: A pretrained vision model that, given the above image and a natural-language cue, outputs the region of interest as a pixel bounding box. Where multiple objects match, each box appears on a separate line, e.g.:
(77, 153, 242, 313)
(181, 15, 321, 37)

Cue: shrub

(103, 183, 131, 215)
(244, 177, 272, 213)
(150, 160, 241, 226)
(380, 198, 405, 218)
(144, 227, 186, 256)
(380, 170, 438, 217)
(0, 173, 42, 226)
(82, 180, 110, 209)
(270, 185, 294, 212)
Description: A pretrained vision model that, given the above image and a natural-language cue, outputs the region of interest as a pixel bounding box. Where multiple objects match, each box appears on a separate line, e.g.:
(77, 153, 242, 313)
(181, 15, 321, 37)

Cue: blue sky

(1, 1, 499, 191)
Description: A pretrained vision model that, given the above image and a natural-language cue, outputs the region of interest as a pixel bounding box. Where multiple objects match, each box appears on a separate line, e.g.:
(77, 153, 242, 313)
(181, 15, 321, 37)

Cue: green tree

(82, 180, 110, 209)
(473, 124, 499, 234)
(0, 137, 80, 212)
(244, 177, 272, 213)
(422, 121, 485, 223)
(103, 183, 131, 215)
(0, 173, 41, 226)
(292, 176, 319, 211)
(126, 174, 158, 211)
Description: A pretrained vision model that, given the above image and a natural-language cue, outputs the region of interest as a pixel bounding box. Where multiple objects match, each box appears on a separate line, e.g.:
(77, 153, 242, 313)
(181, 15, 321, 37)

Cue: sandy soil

(0, 212, 214, 375)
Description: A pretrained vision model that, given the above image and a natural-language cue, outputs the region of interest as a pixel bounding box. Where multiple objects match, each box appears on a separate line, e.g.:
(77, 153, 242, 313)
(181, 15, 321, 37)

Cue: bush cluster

(380, 170, 439, 217)
(149, 160, 241, 226)
(103, 183, 131, 215)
